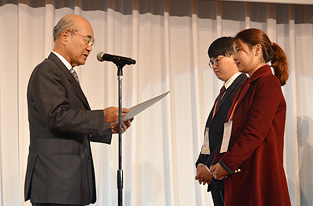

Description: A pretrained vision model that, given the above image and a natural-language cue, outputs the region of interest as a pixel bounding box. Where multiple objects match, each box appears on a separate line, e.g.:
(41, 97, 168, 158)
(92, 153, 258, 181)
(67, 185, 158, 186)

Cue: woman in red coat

(210, 28, 291, 206)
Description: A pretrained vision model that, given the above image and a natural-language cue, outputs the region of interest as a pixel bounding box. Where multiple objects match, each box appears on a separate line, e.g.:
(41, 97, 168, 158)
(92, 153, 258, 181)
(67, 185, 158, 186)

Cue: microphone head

(97, 52, 105, 61)
(129, 59, 136, 64)
(96, 52, 136, 65)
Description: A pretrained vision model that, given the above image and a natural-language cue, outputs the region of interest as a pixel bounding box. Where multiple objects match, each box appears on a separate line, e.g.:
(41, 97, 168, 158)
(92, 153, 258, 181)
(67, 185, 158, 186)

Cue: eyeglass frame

(67, 30, 95, 47)
(208, 55, 229, 69)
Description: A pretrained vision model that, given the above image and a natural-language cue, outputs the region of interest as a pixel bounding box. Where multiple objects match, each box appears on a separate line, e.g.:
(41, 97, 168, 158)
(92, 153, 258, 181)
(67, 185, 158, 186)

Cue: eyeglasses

(209, 56, 227, 69)
(68, 30, 95, 47)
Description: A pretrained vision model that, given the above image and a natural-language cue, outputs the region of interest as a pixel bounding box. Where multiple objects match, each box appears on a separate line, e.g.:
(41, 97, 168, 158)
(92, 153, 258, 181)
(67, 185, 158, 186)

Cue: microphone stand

(115, 61, 125, 206)
(104, 55, 135, 206)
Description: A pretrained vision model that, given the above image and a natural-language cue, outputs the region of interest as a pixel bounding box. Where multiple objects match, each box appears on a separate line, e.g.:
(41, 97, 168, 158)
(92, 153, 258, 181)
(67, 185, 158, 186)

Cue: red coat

(213, 65, 291, 206)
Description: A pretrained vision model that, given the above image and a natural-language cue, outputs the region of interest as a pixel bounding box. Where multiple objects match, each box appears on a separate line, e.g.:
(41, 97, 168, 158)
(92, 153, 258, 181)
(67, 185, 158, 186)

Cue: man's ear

(230, 53, 237, 61)
(60, 30, 70, 45)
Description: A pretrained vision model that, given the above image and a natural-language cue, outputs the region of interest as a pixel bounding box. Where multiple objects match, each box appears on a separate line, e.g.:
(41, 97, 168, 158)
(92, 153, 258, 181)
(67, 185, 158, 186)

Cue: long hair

(234, 28, 289, 86)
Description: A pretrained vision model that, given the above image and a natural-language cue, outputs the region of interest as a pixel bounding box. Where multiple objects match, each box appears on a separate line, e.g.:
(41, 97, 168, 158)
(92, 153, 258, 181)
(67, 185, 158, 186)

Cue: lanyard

(212, 100, 219, 118)
(229, 101, 238, 120)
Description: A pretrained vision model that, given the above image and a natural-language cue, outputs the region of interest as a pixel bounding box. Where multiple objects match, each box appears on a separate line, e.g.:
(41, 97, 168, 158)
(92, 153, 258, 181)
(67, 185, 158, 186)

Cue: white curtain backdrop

(0, 0, 312, 205)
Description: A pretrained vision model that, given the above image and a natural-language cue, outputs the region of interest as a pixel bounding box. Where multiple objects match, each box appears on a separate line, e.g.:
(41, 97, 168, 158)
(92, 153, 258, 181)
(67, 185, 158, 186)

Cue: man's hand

(209, 163, 229, 180)
(103, 107, 130, 123)
(195, 164, 213, 185)
(111, 118, 134, 134)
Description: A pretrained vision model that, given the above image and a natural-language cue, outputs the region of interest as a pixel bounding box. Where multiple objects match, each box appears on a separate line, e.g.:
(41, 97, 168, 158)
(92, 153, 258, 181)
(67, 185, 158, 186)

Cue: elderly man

(24, 14, 132, 206)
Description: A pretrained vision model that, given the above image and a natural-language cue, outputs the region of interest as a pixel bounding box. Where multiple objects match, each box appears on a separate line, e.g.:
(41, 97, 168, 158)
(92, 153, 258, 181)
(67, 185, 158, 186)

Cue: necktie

(212, 85, 226, 117)
(70, 68, 80, 84)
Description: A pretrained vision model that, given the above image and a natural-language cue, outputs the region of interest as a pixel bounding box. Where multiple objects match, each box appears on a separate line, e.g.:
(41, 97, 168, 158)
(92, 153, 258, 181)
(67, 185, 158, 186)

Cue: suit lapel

(48, 53, 91, 110)
(214, 74, 245, 116)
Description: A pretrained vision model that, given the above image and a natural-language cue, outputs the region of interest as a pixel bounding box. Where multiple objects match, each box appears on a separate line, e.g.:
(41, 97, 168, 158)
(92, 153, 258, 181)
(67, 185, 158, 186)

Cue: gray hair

(53, 15, 77, 41)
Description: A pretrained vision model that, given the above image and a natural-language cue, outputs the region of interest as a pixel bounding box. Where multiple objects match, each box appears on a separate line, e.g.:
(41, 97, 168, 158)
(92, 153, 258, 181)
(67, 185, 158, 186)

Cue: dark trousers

(210, 179, 225, 206)
(32, 204, 84, 206)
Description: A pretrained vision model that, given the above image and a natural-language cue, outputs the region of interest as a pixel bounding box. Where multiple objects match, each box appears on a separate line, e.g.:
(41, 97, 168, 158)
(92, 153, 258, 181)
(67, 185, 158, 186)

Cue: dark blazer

(196, 73, 247, 190)
(24, 52, 112, 205)
(213, 65, 291, 205)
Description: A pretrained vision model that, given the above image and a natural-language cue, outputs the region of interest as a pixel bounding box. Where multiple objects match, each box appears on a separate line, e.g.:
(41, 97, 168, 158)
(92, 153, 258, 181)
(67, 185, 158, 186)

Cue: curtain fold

(0, 0, 312, 205)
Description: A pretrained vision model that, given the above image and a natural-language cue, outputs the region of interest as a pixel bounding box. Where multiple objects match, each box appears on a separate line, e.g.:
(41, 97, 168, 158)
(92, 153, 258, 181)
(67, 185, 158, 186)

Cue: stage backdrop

(0, 0, 312, 205)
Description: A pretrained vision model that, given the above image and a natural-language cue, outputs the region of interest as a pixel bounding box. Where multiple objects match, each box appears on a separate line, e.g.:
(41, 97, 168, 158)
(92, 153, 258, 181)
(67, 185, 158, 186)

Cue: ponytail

(270, 42, 289, 86)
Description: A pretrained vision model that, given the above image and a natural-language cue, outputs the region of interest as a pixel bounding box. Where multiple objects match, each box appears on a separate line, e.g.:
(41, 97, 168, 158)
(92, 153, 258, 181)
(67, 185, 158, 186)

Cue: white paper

(123, 91, 170, 121)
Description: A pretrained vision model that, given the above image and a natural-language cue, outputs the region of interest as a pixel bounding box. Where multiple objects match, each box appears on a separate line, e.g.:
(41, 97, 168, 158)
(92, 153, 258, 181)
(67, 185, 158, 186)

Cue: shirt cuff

(197, 163, 211, 173)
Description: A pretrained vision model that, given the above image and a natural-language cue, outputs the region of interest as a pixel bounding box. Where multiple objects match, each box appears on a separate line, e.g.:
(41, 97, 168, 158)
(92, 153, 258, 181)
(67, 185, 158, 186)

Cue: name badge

(220, 119, 232, 153)
(201, 127, 210, 155)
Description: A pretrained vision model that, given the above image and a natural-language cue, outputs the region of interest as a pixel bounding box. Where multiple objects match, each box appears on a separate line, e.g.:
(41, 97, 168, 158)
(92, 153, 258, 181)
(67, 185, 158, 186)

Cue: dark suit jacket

(24, 52, 113, 205)
(195, 73, 247, 191)
(213, 65, 291, 205)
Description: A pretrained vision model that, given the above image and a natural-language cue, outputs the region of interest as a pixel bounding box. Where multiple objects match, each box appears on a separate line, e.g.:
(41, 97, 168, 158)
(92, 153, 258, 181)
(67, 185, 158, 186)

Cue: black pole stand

(116, 62, 125, 206)
(106, 54, 135, 206)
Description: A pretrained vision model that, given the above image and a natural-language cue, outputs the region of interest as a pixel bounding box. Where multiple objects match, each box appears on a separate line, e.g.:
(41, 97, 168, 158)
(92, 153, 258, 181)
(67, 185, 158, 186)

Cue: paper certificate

(123, 91, 170, 121)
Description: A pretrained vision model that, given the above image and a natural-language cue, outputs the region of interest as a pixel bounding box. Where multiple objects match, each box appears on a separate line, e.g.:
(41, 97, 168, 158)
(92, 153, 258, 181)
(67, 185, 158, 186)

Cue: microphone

(97, 52, 136, 65)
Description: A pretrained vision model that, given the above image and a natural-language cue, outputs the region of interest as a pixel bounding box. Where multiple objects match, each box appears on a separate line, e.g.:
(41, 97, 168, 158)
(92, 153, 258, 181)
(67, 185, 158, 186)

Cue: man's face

(65, 20, 95, 67)
(209, 55, 238, 81)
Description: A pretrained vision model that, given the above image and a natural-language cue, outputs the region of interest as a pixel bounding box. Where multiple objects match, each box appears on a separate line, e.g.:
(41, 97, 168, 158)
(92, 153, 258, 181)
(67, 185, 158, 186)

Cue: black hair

(208, 37, 234, 58)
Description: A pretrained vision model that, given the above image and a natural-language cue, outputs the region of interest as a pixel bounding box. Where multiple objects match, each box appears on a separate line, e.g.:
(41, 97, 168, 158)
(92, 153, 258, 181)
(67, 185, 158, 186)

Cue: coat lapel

(226, 66, 271, 121)
(48, 53, 91, 109)
(233, 66, 272, 112)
